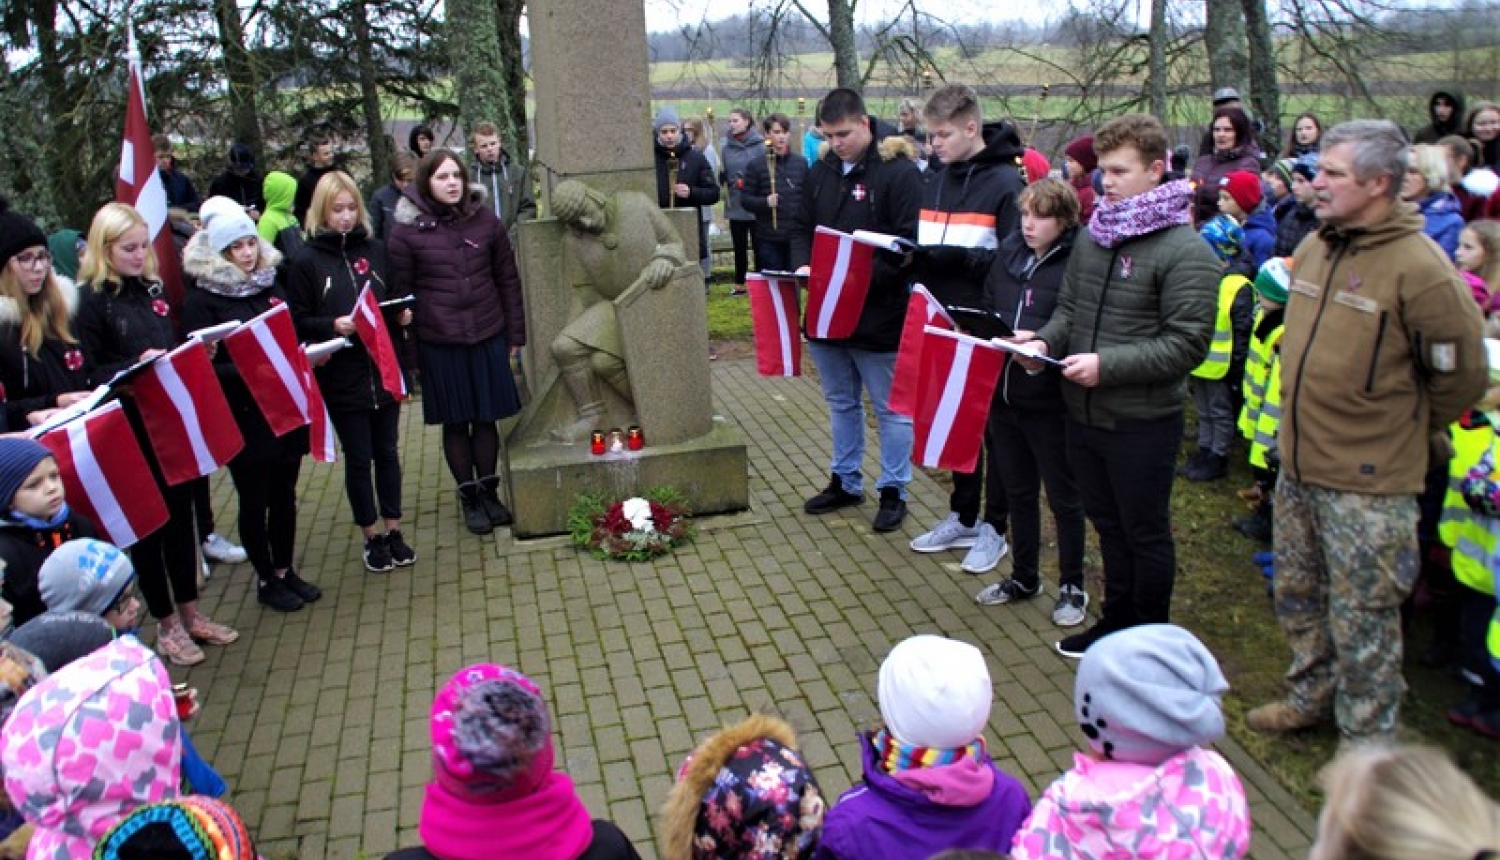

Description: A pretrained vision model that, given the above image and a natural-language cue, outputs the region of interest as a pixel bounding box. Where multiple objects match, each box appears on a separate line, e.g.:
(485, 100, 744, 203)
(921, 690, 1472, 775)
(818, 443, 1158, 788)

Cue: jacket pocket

(1363, 310, 1388, 395)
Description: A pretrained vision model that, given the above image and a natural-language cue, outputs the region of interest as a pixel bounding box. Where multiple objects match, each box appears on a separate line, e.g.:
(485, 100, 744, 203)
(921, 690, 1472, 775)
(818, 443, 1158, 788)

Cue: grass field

(700, 270, 1500, 812)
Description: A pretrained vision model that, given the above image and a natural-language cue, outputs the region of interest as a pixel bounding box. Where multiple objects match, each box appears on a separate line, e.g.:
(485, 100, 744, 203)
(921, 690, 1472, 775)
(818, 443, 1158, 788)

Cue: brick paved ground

(184, 357, 1315, 860)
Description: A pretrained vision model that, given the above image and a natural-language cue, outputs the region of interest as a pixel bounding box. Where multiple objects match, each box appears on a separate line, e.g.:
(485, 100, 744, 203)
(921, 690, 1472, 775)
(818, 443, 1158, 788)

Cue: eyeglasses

(106, 588, 136, 615)
(12, 250, 51, 269)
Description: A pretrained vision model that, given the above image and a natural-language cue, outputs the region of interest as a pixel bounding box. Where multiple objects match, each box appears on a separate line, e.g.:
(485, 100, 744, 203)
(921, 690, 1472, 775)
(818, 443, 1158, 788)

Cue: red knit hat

(1021, 148, 1050, 184)
(1219, 170, 1263, 213)
(1064, 135, 1097, 174)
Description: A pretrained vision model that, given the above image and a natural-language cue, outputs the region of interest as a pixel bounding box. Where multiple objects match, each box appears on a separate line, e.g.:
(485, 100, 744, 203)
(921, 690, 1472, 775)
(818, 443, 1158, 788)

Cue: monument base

(507, 420, 749, 539)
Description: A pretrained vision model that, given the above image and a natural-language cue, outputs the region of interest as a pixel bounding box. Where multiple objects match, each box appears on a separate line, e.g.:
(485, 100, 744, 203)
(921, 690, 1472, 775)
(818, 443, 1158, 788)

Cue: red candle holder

(627, 426, 645, 451)
(172, 684, 199, 721)
(590, 431, 606, 456)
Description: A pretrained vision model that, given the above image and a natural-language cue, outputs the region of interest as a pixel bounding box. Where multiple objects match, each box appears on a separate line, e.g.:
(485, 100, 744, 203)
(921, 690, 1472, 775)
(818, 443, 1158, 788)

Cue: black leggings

(227, 456, 302, 581)
(191, 476, 214, 536)
(133, 480, 200, 620)
(331, 403, 404, 527)
(442, 421, 499, 485)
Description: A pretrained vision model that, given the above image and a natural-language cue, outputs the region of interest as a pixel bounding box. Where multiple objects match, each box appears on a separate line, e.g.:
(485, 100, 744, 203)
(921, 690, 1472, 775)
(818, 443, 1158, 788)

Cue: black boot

(478, 476, 513, 526)
(457, 482, 493, 535)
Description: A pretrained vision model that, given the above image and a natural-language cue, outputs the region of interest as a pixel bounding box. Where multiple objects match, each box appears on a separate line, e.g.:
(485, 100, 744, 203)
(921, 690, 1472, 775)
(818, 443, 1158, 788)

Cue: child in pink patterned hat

(383, 663, 642, 860)
(1010, 624, 1251, 860)
(0, 635, 181, 860)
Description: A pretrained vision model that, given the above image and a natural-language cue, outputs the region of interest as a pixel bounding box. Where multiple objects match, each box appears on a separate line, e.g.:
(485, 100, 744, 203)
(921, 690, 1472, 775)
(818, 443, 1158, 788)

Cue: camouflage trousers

(1273, 476, 1419, 743)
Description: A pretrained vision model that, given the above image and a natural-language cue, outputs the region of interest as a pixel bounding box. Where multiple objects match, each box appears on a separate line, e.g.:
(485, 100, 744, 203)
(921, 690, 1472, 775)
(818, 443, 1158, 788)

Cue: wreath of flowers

(567, 487, 693, 562)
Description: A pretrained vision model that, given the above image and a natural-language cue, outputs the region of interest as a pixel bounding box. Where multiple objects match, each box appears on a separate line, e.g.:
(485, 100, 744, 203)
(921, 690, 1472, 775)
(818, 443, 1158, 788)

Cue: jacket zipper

(337, 233, 382, 410)
(1002, 244, 1060, 405)
(1363, 310, 1387, 395)
(1287, 244, 1348, 479)
(1083, 246, 1122, 426)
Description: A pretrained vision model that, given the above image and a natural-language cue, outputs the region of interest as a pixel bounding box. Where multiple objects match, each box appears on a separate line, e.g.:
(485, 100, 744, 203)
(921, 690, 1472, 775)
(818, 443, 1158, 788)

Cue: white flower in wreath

(621, 497, 656, 533)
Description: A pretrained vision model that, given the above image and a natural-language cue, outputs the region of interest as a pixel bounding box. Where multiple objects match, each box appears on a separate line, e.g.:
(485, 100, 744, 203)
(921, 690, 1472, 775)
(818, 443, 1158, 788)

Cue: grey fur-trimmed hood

(0, 273, 81, 327)
(394, 183, 489, 228)
(181, 229, 281, 294)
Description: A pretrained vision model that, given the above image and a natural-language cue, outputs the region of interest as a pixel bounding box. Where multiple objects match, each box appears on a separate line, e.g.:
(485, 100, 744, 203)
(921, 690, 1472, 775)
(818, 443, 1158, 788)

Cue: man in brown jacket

(1248, 119, 1488, 747)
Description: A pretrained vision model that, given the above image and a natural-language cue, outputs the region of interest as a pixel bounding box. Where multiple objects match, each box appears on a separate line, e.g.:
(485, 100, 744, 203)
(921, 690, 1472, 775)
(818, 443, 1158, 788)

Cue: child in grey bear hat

(1009, 625, 1252, 860)
(39, 538, 140, 631)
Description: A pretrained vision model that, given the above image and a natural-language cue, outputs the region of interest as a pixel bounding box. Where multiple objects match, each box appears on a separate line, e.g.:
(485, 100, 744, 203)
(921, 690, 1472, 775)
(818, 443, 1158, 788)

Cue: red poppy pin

(269, 296, 284, 307)
(354, 258, 370, 276)
(64, 349, 84, 372)
(151, 299, 170, 318)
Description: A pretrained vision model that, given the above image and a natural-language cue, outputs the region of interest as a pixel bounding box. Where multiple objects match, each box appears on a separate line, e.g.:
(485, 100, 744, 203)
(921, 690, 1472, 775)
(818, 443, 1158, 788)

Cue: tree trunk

(1242, 0, 1281, 155)
(1203, 0, 1249, 102)
(348, 0, 388, 185)
(827, 0, 860, 91)
(32, 0, 82, 224)
(446, 0, 513, 139)
(495, 0, 528, 156)
(213, 0, 263, 158)
(1147, 0, 1168, 120)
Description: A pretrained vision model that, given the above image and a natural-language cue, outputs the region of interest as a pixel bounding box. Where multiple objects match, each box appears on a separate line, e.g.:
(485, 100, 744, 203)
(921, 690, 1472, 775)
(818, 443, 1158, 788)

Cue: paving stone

(181, 359, 1314, 860)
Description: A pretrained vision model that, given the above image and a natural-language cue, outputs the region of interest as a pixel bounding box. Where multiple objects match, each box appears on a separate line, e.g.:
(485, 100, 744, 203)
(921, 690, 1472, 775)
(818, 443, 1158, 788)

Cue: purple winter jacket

(387, 184, 526, 348)
(814, 733, 1032, 860)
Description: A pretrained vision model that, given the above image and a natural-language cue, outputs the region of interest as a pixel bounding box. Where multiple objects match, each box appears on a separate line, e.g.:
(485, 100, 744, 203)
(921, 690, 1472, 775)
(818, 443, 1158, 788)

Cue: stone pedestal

(508, 422, 748, 539)
(528, 0, 654, 199)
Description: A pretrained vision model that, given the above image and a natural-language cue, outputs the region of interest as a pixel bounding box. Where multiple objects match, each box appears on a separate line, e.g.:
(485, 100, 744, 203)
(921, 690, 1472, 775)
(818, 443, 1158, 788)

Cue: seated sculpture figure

(547, 179, 688, 442)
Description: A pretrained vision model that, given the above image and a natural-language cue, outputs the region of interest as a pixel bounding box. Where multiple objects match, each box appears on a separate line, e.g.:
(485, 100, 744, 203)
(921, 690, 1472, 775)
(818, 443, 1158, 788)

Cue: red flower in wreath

(151, 299, 170, 318)
(64, 349, 84, 372)
(353, 258, 370, 276)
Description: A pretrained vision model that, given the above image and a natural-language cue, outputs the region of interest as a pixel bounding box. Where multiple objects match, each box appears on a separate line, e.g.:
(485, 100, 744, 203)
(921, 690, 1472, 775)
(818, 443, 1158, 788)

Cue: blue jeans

(807, 341, 913, 496)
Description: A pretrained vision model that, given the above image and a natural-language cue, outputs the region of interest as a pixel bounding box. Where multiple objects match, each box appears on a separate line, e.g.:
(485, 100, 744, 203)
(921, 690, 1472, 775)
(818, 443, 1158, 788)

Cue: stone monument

(506, 0, 748, 538)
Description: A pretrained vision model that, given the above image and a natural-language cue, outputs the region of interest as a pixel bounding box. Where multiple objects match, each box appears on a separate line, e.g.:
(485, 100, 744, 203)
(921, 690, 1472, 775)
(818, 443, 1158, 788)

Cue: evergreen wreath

(567, 486, 694, 562)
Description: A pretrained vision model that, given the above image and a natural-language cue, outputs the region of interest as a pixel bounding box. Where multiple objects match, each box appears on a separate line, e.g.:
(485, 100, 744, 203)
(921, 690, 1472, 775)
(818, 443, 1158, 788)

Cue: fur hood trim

(658, 713, 799, 860)
(879, 135, 919, 162)
(394, 183, 490, 227)
(0, 273, 80, 327)
(181, 229, 281, 290)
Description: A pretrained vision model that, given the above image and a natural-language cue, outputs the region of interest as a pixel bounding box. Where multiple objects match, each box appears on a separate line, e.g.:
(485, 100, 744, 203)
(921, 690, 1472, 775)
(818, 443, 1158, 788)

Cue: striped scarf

(873, 728, 985, 774)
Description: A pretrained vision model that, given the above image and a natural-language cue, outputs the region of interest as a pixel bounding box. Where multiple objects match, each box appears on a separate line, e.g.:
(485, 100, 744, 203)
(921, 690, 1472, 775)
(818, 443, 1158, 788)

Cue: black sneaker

(1056, 622, 1115, 659)
(364, 534, 394, 573)
(1176, 448, 1210, 477)
(281, 569, 322, 603)
(258, 577, 304, 612)
(804, 474, 863, 514)
(386, 530, 417, 567)
(872, 487, 907, 532)
(1184, 453, 1229, 482)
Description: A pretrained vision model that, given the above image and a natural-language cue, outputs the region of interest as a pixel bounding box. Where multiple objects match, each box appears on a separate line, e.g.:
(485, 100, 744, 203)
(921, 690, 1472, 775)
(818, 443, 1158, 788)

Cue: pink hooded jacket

(1, 637, 181, 860)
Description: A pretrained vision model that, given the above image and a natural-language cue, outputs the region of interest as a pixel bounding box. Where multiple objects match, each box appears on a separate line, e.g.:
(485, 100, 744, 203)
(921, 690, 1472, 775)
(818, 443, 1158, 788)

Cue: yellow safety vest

(1191, 274, 1249, 381)
(1438, 421, 1500, 663)
(1238, 312, 1283, 469)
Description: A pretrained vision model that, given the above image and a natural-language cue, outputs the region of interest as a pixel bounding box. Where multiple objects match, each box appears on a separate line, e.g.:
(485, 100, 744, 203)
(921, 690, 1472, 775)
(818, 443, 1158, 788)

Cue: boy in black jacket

(790, 88, 924, 532)
(907, 83, 1025, 572)
(0, 439, 96, 629)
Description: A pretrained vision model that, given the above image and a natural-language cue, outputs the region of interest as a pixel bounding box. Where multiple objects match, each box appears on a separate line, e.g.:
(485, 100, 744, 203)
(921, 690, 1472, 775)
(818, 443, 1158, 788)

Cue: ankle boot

(457, 482, 493, 535)
(478, 476, 513, 526)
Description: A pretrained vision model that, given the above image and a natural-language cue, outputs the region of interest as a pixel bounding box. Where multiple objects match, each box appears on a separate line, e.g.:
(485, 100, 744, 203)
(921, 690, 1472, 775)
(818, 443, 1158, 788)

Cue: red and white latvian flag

(115, 27, 184, 311)
(223, 304, 312, 436)
(299, 347, 337, 463)
(747, 273, 802, 377)
(37, 402, 168, 548)
(805, 226, 873, 340)
(912, 326, 1006, 473)
(131, 341, 245, 485)
(889, 284, 955, 417)
(353, 283, 407, 400)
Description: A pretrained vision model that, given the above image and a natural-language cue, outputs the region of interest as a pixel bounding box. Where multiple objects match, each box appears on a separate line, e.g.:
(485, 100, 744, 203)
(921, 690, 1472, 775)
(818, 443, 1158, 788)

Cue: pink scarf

(1088, 179, 1194, 249)
(419, 771, 594, 860)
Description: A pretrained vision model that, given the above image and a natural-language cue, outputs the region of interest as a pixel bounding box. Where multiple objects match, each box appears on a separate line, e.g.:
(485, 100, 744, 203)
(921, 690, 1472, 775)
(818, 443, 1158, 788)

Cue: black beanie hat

(0, 197, 48, 271)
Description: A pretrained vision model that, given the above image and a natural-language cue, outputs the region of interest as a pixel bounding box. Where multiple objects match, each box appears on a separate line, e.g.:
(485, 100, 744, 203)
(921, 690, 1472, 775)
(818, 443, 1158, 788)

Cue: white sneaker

(908, 512, 980, 553)
(960, 523, 1008, 574)
(201, 533, 248, 564)
(1053, 584, 1089, 627)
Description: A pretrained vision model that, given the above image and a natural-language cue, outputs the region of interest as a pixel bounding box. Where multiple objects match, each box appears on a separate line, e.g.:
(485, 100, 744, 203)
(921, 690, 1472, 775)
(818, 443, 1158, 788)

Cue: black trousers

(133, 479, 199, 620)
(1066, 412, 1184, 628)
(191, 476, 214, 536)
(330, 403, 404, 527)
(731, 219, 756, 283)
(227, 455, 302, 581)
(990, 406, 1086, 589)
(950, 417, 1009, 531)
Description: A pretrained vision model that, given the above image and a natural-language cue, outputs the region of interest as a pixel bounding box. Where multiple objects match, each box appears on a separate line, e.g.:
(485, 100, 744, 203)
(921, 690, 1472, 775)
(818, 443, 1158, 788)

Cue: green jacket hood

(263, 171, 296, 212)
